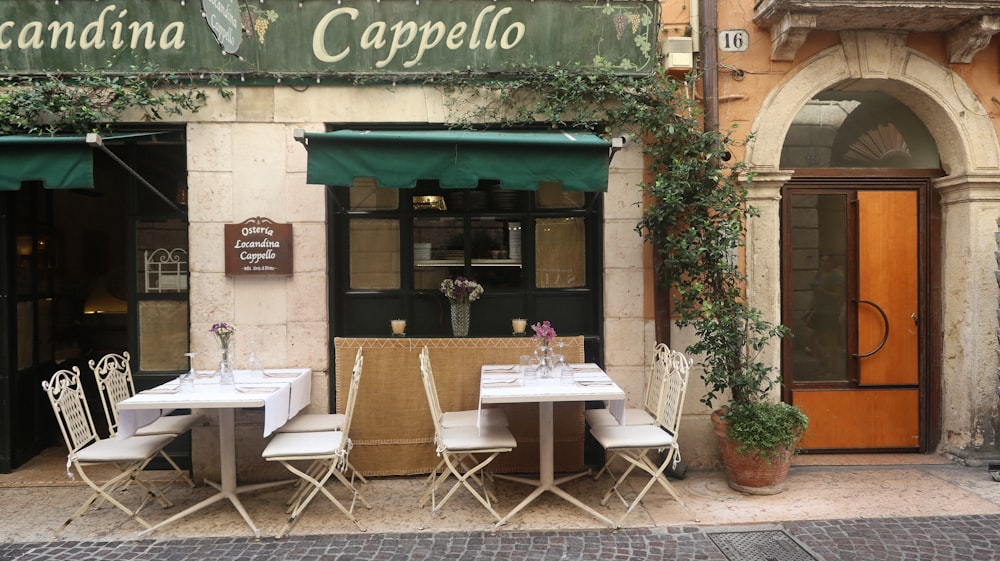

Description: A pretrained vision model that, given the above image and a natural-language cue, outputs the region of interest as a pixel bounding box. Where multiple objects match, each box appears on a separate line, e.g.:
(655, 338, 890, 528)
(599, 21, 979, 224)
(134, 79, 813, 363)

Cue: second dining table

(116, 368, 311, 538)
(479, 362, 625, 528)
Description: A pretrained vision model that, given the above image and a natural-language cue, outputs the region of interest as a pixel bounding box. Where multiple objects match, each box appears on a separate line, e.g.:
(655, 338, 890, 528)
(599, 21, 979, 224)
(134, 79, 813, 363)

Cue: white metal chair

(274, 414, 368, 484)
(587, 343, 673, 480)
(275, 409, 368, 485)
(42, 366, 175, 537)
(89, 351, 205, 488)
(418, 346, 517, 521)
(262, 348, 370, 537)
(586, 343, 672, 430)
(588, 349, 691, 524)
(274, 349, 369, 508)
(416, 347, 509, 500)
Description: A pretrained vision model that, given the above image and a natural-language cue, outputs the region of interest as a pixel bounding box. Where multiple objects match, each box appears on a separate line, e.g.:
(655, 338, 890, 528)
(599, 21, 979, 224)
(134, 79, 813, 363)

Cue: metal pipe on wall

(700, 0, 719, 133)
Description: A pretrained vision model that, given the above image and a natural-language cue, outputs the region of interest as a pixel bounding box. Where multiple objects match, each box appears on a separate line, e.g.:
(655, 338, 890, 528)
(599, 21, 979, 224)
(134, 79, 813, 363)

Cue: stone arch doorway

(743, 31, 1000, 454)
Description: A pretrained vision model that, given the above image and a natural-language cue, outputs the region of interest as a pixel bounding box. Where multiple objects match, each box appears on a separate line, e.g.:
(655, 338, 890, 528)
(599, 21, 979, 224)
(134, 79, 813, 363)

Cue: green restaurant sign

(0, 0, 658, 76)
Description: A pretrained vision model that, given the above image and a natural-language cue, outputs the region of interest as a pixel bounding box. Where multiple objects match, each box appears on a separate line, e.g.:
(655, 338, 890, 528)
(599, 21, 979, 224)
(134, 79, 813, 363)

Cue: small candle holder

(391, 319, 407, 337)
(512, 318, 527, 336)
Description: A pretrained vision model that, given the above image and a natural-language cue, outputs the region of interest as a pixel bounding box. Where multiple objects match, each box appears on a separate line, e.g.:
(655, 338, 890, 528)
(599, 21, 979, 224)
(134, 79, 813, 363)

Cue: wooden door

(783, 186, 922, 450)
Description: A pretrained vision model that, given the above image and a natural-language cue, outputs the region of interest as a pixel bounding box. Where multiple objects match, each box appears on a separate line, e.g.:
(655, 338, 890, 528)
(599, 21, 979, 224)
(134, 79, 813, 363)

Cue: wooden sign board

(224, 217, 293, 276)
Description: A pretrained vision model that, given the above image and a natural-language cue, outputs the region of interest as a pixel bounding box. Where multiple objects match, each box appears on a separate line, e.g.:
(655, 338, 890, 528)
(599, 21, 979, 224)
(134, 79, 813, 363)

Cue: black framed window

(330, 179, 603, 339)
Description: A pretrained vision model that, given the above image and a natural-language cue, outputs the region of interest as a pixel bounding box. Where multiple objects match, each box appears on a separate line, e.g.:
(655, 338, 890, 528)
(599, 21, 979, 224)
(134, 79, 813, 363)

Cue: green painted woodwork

(0, 0, 657, 76)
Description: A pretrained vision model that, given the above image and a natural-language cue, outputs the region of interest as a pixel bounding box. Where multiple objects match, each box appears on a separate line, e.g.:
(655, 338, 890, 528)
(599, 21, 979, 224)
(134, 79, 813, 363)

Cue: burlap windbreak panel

(334, 337, 584, 476)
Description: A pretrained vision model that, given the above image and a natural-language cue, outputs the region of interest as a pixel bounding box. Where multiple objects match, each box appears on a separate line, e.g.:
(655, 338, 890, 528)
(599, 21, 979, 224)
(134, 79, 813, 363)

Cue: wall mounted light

(16, 235, 32, 257)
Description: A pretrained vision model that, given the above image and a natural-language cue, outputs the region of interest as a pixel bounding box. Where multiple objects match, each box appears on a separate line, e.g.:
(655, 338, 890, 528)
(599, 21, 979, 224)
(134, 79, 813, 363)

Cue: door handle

(853, 299, 889, 358)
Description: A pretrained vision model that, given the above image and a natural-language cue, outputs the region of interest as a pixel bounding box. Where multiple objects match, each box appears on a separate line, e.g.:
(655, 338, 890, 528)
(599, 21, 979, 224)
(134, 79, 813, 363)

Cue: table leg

(137, 408, 292, 538)
(493, 402, 616, 529)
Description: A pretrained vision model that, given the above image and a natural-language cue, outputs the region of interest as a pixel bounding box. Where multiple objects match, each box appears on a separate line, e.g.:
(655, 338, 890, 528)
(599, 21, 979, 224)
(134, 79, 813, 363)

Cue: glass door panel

(787, 192, 849, 383)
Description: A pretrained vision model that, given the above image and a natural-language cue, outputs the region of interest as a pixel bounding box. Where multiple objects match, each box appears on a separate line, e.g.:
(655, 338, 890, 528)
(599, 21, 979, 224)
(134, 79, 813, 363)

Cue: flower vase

(450, 301, 471, 337)
(537, 345, 554, 378)
(219, 345, 235, 386)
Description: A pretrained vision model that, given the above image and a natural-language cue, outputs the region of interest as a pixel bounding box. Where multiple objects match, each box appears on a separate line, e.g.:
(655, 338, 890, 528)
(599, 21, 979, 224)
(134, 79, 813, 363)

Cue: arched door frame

(743, 30, 1000, 455)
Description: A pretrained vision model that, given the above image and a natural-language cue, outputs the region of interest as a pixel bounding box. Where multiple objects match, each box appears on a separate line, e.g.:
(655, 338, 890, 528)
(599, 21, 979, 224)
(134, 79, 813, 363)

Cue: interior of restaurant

(4, 132, 188, 471)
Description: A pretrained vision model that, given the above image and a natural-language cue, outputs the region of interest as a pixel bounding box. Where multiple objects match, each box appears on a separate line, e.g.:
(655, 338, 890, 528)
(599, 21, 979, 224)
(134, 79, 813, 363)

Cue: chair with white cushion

(587, 343, 672, 480)
(90, 351, 205, 488)
(262, 347, 370, 537)
(586, 343, 671, 430)
(275, 412, 367, 485)
(589, 349, 691, 524)
(418, 346, 517, 520)
(42, 366, 175, 537)
(416, 347, 509, 501)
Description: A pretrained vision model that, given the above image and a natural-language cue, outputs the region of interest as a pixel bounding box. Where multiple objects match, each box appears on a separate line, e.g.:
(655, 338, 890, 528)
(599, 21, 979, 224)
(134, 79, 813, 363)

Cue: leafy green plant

(724, 401, 808, 462)
(0, 62, 228, 135)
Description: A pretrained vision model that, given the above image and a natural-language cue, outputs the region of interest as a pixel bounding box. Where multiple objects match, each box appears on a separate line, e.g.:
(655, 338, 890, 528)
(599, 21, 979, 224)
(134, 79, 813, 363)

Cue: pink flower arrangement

(531, 320, 557, 345)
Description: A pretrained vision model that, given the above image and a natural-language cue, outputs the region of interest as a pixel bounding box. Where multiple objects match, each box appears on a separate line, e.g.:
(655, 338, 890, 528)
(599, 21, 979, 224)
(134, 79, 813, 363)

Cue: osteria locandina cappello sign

(0, 0, 658, 76)
(224, 217, 292, 277)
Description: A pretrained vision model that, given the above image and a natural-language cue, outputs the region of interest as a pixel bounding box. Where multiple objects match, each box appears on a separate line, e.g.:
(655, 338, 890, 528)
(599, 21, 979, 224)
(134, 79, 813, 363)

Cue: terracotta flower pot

(712, 410, 794, 495)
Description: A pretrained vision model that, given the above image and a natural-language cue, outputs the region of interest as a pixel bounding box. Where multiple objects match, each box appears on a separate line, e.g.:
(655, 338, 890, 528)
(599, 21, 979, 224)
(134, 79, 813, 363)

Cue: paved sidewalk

(3, 515, 1000, 561)
(3, 450, 1000, 560)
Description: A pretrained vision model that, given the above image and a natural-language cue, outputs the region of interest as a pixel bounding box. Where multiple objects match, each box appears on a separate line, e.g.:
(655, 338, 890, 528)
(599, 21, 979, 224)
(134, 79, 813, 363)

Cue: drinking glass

(519, 354, 533, 381)
(248, 352, 264, 379)
(557, 355, 574, 383)
(526, 355, 541, 382)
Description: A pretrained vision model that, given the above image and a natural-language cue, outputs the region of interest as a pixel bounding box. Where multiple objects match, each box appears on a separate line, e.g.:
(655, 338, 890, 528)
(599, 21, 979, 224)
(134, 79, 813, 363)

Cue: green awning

(0, 135, 94, 190)
(0, 132, 173, 190)
(298, 130, 611, 192)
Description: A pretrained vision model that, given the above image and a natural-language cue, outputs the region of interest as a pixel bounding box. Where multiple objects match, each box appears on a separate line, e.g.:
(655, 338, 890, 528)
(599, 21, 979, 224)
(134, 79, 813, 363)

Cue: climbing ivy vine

(0, 62, 229, 136)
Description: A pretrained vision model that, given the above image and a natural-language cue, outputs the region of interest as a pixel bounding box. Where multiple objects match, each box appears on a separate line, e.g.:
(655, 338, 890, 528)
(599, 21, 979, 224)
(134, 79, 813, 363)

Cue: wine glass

(184, 352, 197, 376)
(181, 352, 197, 391)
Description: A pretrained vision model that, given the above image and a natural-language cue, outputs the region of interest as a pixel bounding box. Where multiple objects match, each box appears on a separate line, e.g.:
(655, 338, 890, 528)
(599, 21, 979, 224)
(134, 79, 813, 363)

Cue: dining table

(479, 363, 625, 529)
(116, 368, 311, 538)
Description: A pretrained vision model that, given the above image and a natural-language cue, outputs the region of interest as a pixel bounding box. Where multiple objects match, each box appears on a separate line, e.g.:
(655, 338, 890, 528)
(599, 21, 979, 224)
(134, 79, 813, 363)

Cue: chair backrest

(338, 347, 364, 445)
(88, 351, 136, 436)
(42, 367, 102, 456)
(642, 343, 672, 417)
(418, 346, 444, 434)
(657, 350, 691, 438)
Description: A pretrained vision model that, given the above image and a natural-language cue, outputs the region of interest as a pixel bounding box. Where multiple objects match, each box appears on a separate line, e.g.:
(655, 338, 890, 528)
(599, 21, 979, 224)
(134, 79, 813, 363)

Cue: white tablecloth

(117, 368, 312, 438)
(478, 363, 625, 428)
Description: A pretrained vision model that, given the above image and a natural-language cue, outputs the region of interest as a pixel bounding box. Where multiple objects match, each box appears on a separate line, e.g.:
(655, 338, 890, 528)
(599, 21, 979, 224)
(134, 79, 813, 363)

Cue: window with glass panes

(329, 179, 603, 339)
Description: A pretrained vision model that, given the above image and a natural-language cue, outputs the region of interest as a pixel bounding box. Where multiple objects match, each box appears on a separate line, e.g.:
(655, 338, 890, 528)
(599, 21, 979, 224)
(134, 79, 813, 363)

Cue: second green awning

(0, 135, 94, 190)
(0, 132, 176, 190)
(298, 129, 611, 192)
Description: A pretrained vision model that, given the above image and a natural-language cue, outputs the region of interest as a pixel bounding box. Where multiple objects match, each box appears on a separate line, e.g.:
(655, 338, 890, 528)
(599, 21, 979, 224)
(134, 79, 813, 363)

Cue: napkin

(141, 387, 180, 394)
(483, 366, 517, 373)
(261, 384, 292, 437)
(287, 372, 311, 418)
(482, 379, 521, 387)
(236, 386, 279, 394)
(118, 408, 162, 439)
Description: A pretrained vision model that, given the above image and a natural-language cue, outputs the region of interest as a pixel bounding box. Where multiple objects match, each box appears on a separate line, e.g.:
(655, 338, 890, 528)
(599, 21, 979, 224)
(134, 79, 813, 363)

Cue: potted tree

(633, 75, 808, 495)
